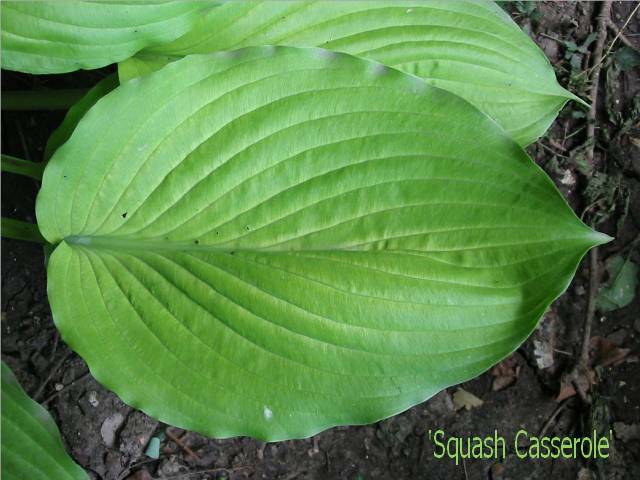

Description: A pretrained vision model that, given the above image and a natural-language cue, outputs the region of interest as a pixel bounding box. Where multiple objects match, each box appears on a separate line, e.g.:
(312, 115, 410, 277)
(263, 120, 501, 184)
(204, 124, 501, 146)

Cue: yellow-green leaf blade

(1, 362, 88, 480)
(0, 0, 212, 74)
(133, 0, 582, 145)
(37, 47, 607, 441)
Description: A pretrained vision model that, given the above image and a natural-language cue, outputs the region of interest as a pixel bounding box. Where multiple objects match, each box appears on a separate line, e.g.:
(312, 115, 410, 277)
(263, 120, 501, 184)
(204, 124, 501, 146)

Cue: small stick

(585, 0, 613, 166)
(564, 1, 612, 405)
(49, 331, 59, 363)
(580, 248, 600, 367)
(32, 351, 72, 400)
(166, 428, 200, 461)
(577, 0, 612, 367)
(42, 371, 91, 405)
(462, 456, 469, 480)
(538, 398, 571, 438)
(607, 21, 636, 50)
(161, 465, 251, 479)
(604, 3, 640, 56)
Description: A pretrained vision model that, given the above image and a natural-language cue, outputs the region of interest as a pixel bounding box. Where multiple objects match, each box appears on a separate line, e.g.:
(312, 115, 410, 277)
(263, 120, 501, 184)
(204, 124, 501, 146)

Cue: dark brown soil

(2, 2, 639, 479)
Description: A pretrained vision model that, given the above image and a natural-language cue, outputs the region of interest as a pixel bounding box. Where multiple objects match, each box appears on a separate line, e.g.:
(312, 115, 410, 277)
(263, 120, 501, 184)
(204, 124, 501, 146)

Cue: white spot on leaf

(371, 63, 387, 76)
(315, 49, 336, 60)
(263, 405, 273, 421)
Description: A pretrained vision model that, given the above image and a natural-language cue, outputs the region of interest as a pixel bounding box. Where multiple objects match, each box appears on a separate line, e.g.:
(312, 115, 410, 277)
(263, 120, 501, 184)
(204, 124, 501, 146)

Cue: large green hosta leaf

(1, 362, 88, 480)
(37, 47, 607, 440)
(0, 1, 212, 74)
(123, 0, 581, 146)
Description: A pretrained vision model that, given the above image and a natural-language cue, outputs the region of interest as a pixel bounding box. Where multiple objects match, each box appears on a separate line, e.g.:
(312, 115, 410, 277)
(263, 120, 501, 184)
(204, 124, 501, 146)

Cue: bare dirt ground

(2, 2, 639, 479)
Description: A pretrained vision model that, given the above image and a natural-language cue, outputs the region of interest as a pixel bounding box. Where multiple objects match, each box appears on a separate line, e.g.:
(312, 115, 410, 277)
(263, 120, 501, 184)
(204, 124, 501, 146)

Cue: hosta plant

(1, 0, 606, 446)
(1, 362, 88, 480)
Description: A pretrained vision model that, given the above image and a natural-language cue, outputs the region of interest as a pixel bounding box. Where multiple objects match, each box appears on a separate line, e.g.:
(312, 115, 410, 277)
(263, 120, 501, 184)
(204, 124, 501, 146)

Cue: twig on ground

(42, 371, 91, 405)
(539, 142, 569, 159)
(607, 21, 636, 50)
(49, 330, 60, 362)
(166, 428, 201, 461)
(538, 398, 572, 438)
(116, 457, 163, 480)
(581, 248, 601, 367)
(585, 1, 613, 166)
(605, 3, 640, 53)
(565, 1, 612, 404)
(32, 351, 72, 401)
(161, 465, 251, 479)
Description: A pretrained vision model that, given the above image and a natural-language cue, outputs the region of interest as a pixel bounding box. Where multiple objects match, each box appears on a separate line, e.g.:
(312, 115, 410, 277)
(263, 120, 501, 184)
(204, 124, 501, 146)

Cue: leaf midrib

(65, 232, 602, 254)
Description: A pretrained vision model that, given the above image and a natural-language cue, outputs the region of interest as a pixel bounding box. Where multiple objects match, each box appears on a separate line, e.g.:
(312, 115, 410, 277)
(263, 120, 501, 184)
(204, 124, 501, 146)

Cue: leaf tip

(589, 230, 614, 247)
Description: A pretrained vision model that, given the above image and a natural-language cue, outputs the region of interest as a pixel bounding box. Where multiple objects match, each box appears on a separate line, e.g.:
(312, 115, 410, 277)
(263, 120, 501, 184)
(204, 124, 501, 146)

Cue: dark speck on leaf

(215, 231, 220, 235)
(230, 251, 235, 256)
(121, 212, 127, 219)
(245, 226, 250, 231)
(194, 240, 199, 244)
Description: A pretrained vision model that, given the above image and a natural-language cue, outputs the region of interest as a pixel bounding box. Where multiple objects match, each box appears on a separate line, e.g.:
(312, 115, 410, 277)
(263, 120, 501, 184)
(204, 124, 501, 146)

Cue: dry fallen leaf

(556, 335, 630, 402)
(591, 336, 631, 367)
(533, 309, 559, 371)
(490, 355, 520, 391)
(452, 388, 484, 411)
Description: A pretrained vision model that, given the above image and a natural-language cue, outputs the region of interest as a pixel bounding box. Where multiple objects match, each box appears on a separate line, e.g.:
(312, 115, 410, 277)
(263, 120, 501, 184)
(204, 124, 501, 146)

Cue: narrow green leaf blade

(2, 217, 46, 244)
(1, 362, 88, 480)
(0, 0, 212, 74)
(1, 154, 43, 180)
(37, 47, 608, 441)
(129, 0, 581, 146)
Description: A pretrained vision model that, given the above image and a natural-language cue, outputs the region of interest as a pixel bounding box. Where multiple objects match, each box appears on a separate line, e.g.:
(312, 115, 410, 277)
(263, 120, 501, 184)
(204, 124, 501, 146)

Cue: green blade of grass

(2, 154, 44, 180)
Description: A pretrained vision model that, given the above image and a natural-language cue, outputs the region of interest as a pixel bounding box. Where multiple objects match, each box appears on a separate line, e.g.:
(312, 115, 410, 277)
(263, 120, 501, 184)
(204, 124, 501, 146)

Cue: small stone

(560, 169, 576, 186)
(101, 413, 125, 448)
(54, 383, 64, 391)
(87, 390, 99, 407)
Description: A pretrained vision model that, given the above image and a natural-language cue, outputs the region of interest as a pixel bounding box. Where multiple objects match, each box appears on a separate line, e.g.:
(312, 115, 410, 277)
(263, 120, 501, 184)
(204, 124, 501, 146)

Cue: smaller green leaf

(122, 0, 584, 146)
(597, 255, 639, 312)
(1, 217, 46, 244)
(0, 1, 213, 74)
(1, 362, 88, 480)
(44, 74, 119, 162)
(1, 154, 43, 180)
